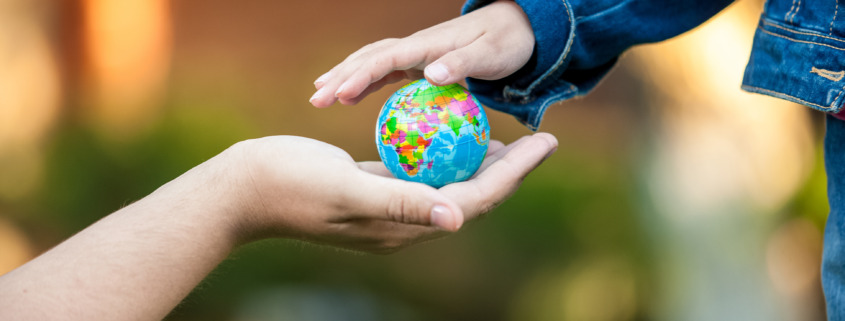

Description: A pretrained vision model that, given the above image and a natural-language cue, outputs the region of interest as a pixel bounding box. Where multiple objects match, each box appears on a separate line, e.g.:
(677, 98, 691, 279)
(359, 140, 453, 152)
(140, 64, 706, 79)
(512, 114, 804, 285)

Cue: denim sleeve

(462, 0, 735, 130)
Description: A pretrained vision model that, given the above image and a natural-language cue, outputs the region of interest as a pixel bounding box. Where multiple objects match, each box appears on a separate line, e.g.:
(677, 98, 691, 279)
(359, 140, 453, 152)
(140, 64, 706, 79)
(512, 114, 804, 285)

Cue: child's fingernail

(314, 72, 331, 88)
(335, 82, 348, 96)
(426, 64, 449, 84)
(544, 147, 557, 161)
(309, 88, 326, 105)
(431, 205, 459, 231)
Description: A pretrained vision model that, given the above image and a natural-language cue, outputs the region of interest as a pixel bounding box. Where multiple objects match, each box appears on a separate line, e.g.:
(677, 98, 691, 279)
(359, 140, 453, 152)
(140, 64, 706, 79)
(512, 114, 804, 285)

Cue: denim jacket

(462, 0, 844, 130)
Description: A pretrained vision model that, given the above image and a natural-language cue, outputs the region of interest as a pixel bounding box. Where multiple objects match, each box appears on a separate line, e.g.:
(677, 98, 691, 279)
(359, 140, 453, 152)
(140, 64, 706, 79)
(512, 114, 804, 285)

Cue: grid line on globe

(376, 79, 490, 188)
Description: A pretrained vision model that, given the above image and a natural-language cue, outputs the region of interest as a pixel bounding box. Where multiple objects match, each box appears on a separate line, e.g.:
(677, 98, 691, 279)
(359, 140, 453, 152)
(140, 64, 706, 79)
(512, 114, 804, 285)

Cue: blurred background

(0, 0, 829, 320)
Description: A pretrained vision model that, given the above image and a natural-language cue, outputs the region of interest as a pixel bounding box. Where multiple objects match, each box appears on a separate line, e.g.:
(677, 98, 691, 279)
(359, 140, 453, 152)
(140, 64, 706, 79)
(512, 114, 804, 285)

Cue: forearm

(0, 133, 560, 320)
(0, 154, 240, 320)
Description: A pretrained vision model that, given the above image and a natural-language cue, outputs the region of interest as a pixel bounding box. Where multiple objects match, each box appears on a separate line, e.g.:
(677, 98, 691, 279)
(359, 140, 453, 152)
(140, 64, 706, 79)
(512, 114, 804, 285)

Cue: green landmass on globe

(376, 79, 490, 188)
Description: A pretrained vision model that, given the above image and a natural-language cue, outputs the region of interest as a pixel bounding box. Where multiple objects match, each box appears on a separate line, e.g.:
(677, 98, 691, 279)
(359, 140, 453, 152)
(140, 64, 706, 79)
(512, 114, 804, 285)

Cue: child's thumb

(424, 41, 513, 86)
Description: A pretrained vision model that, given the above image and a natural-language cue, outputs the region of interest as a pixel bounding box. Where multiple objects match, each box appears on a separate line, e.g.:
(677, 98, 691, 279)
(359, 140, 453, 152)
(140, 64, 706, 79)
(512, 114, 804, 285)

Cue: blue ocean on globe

(375, 79, 490, 188)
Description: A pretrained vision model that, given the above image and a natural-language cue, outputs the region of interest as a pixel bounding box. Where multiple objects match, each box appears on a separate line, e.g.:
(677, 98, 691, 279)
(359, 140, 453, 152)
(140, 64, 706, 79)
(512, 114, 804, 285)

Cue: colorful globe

(376, 79, 490, 188)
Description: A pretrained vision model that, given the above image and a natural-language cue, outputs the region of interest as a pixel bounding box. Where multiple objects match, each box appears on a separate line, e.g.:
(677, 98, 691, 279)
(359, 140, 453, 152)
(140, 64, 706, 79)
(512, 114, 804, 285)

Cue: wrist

(209, 139, 292, 245)
(144, 144, 249, 250)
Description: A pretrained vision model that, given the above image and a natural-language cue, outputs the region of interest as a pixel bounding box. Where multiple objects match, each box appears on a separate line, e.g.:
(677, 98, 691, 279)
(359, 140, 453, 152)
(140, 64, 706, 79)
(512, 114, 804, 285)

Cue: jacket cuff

(461, 0, 732, 130)
(742, 17, 845, 113)
(462, 0, 587, 130)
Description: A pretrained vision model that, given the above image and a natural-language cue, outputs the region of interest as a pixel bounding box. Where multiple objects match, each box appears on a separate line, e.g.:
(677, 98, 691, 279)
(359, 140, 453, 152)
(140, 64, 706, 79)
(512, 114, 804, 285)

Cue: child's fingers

(426, 34, 533, 86)
(309, 86, 338, 108)
(424, 39, 491, 85)
(310, 0, 526, 108)
(314, 71, 332, 89)
(311, 43, 388, 107)
(334, 40, 435, 103)
(337, 69, 421, 105)
(311, 26, 477, 107)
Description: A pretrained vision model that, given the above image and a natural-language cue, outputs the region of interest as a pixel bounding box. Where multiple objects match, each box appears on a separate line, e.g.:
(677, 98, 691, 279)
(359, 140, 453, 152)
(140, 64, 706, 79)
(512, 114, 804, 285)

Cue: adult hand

(0, 133, 556, 320)
(309, 0, 534, 107)
(218, 133, 557, 253)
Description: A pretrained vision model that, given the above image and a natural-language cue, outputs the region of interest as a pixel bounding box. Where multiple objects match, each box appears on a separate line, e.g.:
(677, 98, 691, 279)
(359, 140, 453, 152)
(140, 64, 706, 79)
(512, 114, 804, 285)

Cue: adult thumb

(346, 173, 465, 231)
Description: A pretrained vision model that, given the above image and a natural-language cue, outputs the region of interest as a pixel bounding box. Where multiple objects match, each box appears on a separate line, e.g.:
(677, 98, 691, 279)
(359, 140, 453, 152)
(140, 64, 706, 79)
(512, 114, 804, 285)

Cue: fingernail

(314, 72, 331, 88)
(430, 205, 456, 231)
(309, 88, 326, 105)
(335, 82, 348, 97)
(426, 64, 449, 84)
(543, 147, 557, 161)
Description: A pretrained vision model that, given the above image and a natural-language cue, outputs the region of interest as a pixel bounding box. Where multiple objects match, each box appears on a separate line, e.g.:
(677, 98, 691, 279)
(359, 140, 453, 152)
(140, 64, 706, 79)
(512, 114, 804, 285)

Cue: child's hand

(309, 0, 534, 107)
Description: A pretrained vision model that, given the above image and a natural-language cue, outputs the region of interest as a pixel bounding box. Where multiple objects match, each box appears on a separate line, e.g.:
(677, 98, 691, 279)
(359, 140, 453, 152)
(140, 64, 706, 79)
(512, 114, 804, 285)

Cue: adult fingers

(474, 137, 528, 175)
(439, 133, 558, 220)
(356, 161, 393, 178)
(319, 219, 447, 254)
(340, 171, 465, 231)
(357, 139, 503, 179)
(486, 139, 506, 155)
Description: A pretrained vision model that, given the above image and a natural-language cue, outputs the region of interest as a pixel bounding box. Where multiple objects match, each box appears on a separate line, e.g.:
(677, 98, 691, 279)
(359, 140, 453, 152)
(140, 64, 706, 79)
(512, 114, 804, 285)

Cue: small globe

(376, 79, 490, 188)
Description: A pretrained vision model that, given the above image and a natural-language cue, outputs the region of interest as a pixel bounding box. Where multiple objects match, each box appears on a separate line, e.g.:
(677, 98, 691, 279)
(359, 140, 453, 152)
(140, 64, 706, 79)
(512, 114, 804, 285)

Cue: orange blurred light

(0, 0, 61, 200)
(0, 217, 35, 276)
(81, 0, 172, 137)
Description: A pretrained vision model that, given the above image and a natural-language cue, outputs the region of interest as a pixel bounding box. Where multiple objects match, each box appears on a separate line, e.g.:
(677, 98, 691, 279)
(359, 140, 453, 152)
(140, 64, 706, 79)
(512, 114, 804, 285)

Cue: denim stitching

(533, 0, 574, 87)
(790, 0, 802, 24)
(504, 0, 575, 98)
(527, 84, 577, 130)
(834, 87, 845, 106)
(787, 0, 798, 23)
(830, 85, 845, 111)
(763, 20, 845, 43)
(530, 84, 575, 127)
(759, 27, 845, 51)
(812, 66, 845, 81)
(577, 0, 634, 23)
(742, 85, 837, 110)
(832, 0, 840, 35)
